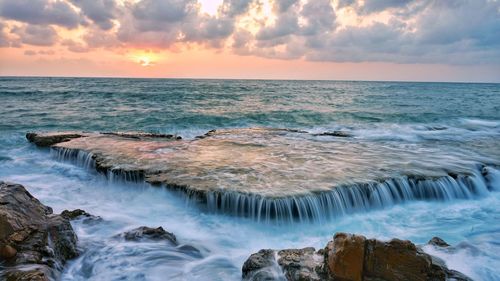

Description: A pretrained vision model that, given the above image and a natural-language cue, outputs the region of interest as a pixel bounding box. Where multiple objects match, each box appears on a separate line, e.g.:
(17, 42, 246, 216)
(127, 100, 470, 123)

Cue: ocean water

(0, 77, 499, 280)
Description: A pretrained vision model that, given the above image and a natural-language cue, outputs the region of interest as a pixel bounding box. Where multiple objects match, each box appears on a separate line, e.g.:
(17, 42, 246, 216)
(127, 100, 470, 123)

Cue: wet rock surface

(27, 130, 498, 223)
(60, 209, 101, 223)
(312, 131, 352, 137)
(0, 182, 78, 281)
(428, 236, 451, 248)
(276, 247, 324, 281)
(117, 226, 177, 244)
(26, 132, 83, 147)
(101, 132, 182, 140)
(26, 130, 494, 199)
(243, 233, 473, 281)
(242, 249, 280, 280)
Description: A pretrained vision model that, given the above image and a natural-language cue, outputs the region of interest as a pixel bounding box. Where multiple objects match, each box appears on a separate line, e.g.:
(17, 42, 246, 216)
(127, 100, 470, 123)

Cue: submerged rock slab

(0, 182, 78, 281)
(243, 233, 473, 281)
(27, 129, 499, 222)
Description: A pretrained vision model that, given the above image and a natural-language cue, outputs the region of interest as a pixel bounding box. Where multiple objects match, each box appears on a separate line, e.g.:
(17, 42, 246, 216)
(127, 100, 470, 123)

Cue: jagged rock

(117, 226, 177, 244)
(326, 233, 365, 281)
(61, 209, 96, 220)
(276, 247, 325, 281)
(242, 247, 326, 281)
(428, 237, 450, 247)
(26, 132, 83, 147)
(4, 267, 51, 281)
(0, 182, 78, 281)
(101, 132, 181, 140)
(313, 131, 352, 137)
(362, 238, 445, 281)
(242, 249, 279, 280)
(243, 233, 473, 281)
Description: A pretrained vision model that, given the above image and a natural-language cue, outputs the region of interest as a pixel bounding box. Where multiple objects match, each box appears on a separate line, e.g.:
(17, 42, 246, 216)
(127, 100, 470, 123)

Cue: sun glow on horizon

(129, 51, 160, 67)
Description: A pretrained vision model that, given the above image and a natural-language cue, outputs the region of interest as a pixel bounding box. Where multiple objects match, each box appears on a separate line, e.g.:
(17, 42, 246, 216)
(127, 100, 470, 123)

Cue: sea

(0, 77, 499, 280)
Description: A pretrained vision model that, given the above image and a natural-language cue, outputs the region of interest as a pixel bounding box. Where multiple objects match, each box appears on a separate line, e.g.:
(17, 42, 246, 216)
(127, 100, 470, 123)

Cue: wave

(305, 118, 500, 143)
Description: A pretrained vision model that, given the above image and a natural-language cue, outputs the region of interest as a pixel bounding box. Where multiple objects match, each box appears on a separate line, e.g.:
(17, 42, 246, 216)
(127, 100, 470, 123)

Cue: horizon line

(1, 75, 499, 85)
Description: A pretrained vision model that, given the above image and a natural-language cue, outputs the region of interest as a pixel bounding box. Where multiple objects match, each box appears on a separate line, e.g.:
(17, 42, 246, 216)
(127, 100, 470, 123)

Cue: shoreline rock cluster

(242, 232, 473, 281)
(1, 180, 474, 281)
(0, 181, 203, 281)
(0, 182, 78, 281)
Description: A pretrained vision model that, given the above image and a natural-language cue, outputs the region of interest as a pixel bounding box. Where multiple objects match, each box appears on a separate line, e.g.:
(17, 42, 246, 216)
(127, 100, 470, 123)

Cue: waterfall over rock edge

(50, 146, 499, 223)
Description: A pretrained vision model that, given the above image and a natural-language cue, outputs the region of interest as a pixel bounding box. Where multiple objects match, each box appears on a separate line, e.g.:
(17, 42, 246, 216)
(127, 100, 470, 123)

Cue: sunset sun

(138, 56, 154, 67)
(129, 51, 159, 67)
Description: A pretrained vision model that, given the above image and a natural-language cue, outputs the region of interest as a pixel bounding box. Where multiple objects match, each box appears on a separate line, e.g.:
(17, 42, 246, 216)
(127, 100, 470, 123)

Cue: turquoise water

(1, 77, 499, 280)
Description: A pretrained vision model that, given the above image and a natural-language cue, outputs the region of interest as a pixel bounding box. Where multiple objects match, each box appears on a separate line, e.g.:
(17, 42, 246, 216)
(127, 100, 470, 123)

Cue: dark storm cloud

(69, 0, 118, 30)
(0, 0, 80, 29)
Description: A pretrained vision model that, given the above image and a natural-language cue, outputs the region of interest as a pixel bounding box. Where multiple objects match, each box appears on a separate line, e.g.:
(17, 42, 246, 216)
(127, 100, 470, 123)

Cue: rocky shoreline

(0, 181, 474, 281)
(0, 182, 78, 281)
(242, 233, 472, 281)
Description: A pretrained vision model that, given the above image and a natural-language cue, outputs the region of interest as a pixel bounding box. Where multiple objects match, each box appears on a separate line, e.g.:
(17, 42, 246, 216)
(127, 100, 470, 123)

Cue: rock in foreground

(0, 182, 78, 281)
(117, 226, 177, 244)
(243, 232, 472, 281)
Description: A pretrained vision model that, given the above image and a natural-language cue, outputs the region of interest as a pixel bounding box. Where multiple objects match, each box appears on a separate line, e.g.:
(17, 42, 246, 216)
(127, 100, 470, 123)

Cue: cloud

(11, 24, 58, 46)
(132, 0, 196, 30)
(38, 49, 55, 55)
(361, 0, 414, 14)
(0, 22, 9, 47)
(0, 0, 81, 29)
(62, 39, 89, 52)
(1, 0, 499, 66)
(221, 0, 254, 16)
(69, 0, 118, 30)
(23, 49, 36, 55)
(242, 0, 500, 64)
(116, 0, 239, 48)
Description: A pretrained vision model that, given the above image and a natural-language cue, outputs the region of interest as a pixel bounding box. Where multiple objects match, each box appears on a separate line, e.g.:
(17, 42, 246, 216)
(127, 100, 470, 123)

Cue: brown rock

(363, 238, 445, 281)
(0, 244, 17, 258)
(26, 132, 83, 147)
(0, 181, 78, 280)
(243, 233, 472, 281)
(327, 232, 366, 281)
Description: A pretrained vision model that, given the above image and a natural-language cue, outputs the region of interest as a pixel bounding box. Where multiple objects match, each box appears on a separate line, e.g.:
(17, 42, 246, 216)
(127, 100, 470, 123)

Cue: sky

(0, 0, 499, 82)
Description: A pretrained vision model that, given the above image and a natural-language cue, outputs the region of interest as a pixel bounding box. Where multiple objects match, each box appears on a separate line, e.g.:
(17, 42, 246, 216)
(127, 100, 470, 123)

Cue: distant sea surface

(1, 77, 499, 280)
